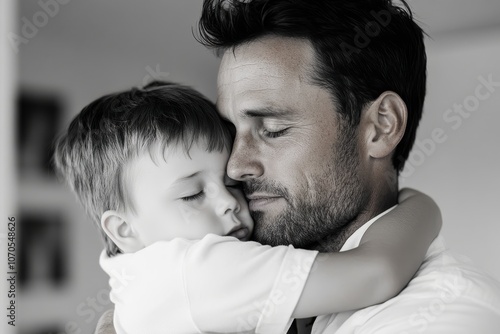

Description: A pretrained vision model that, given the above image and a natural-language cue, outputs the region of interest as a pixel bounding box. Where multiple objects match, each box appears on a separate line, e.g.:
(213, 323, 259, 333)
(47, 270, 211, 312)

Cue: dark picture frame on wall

(17, 91, 63, 177)
(18, 211, 68, 289)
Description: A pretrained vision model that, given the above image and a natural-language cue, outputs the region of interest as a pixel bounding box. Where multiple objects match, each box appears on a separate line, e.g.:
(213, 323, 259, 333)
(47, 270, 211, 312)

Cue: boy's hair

(197, 0, 427, 172)
(53, 81, 233, 256)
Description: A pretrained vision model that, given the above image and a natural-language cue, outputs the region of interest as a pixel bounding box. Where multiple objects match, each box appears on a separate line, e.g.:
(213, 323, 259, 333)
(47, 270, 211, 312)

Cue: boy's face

(124, 142, 254, 247)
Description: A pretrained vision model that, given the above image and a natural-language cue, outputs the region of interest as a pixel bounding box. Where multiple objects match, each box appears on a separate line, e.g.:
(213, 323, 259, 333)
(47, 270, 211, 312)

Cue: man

(96, 0, 500, 332)
(196, 0, 500, 333)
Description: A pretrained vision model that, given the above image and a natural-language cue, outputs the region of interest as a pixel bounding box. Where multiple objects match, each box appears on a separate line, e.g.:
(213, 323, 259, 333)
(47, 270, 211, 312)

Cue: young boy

(53, 81, 441, 334)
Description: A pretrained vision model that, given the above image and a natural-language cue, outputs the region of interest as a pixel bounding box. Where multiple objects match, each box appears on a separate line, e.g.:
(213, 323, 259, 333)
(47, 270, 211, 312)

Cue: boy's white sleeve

(185, 234, 318, 333)
(100, 234, 318, 334)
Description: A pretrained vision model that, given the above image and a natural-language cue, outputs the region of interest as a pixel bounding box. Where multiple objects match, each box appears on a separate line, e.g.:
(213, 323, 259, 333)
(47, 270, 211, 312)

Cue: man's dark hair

(53, 81, 232, 256)
(197, 0, 427, 171)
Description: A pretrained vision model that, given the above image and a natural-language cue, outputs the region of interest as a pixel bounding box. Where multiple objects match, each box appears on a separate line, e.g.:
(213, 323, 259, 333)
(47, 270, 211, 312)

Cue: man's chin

(249, 210, 287, 246)
(249, 203, 352, 250)
(251, 228, 286, 246)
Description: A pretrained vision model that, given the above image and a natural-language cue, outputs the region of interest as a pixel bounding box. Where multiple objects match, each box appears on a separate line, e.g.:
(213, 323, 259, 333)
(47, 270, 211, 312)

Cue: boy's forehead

(128, 140, 229, 177)
(145, 141, 191, 163)
(122, 142, 188, 188)
(144, 139, 229, 162)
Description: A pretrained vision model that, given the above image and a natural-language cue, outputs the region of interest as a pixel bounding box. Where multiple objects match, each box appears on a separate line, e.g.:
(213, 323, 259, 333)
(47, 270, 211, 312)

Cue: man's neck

(314, 187, 398, 252)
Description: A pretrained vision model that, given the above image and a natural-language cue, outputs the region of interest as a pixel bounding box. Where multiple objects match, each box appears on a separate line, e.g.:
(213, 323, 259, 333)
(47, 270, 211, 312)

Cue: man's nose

(226, 134, 264, 181)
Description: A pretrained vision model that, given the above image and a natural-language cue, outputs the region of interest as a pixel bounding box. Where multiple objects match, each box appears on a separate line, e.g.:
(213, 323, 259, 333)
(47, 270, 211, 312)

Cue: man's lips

(246, 193, 282, 211)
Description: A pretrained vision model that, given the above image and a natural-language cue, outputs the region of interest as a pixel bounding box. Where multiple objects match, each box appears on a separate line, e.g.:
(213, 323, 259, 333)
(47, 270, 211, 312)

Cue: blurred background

(1, 0, 500, 333)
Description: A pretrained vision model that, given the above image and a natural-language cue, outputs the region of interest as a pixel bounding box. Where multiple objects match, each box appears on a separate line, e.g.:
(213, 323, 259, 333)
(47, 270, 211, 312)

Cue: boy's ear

(101, 210, 143, 253)
(361, 91, 407, 160)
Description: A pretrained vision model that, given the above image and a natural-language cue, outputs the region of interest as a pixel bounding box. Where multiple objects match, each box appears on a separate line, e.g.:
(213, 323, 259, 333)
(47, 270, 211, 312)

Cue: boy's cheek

(177, 206, 201, 226)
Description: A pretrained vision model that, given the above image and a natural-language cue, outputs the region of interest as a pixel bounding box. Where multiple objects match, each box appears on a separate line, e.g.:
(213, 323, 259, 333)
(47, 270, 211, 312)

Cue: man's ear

(362, 91, 407, 159)
(101, 210, 143, 253)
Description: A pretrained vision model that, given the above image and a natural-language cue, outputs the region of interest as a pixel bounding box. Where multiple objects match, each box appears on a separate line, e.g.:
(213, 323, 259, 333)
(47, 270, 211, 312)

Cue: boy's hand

(398, 187, 420, 202)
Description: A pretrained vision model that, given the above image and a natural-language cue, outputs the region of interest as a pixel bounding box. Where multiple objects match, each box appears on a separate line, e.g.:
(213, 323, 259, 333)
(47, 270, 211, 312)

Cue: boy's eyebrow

(171, 171, 200, 186)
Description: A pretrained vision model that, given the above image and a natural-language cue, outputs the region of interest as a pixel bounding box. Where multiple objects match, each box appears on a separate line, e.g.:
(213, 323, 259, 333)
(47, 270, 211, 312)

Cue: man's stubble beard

(248, 126, 369, 252)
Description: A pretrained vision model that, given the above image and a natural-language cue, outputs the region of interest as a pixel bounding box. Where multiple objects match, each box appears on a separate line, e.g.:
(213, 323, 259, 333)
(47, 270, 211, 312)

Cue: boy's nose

(216, 189, 241, 217)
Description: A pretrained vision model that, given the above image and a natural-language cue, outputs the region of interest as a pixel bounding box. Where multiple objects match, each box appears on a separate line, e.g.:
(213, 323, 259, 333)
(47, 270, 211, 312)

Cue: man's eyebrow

(241, 107, 295, 119)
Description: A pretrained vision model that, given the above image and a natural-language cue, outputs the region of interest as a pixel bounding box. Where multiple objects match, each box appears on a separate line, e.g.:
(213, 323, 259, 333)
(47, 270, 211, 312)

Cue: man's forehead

(219, 36, 314, 75)
(216, 36, 316, 107)
(216, 68, 295, 118)
(217, 64, 286, 98)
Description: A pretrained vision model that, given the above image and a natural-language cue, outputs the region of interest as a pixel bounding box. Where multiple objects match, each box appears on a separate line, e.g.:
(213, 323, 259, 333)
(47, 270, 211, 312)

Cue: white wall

(402, 28, 500, 280)
(1, 2, 17, 334)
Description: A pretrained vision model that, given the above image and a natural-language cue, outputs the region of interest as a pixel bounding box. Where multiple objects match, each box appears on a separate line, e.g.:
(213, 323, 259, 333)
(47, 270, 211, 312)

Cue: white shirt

(312, 207, 500, 333)
(100, 234, 318, 334)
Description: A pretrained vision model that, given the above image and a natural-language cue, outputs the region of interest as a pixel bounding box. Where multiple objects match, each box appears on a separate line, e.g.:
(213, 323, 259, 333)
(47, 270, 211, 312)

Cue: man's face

(217, 36, 369, 250)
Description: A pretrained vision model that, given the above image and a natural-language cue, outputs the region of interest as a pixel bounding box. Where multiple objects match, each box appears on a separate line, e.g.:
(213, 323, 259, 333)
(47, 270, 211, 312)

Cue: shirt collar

(340, 205, 397, 252)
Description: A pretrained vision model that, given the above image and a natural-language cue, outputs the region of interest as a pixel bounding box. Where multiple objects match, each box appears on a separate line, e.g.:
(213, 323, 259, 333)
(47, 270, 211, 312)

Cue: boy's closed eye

(180, 178, 242, 202)
(181, 191, 204, 202)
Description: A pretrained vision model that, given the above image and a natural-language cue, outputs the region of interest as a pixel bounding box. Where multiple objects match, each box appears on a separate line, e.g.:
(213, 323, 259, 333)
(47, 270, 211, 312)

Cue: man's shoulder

(359, 235, 500, 332)
(315, 236, 500, 333)
(407, 235, 500, 303)
(398, 235, 500, 312)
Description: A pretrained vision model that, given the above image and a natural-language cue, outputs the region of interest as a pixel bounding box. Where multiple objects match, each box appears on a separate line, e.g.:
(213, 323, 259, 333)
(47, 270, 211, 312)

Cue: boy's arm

(94, 309, 116, 334)
(292, 188, 441, 318)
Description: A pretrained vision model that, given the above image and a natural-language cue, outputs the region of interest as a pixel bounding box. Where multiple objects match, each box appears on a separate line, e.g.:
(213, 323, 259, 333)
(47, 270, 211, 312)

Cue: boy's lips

(246, 193, 283, 211)
(226, 225, 250, 240)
